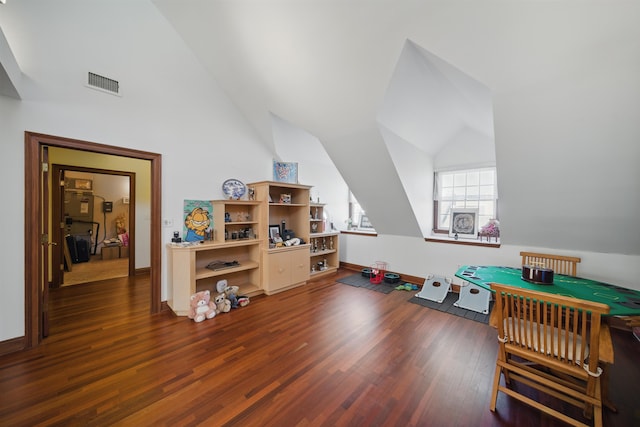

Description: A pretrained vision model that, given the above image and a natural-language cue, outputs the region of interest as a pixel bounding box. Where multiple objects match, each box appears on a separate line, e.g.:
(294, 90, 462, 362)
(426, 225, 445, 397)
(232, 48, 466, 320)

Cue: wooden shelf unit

(248, 181, 312, 294)
(212, 199, 261, 243)
(167, 182, 339, 313)
(309, 232, 339, 278)
(308, 201, 339, 278)
(167, 239, 262, 316)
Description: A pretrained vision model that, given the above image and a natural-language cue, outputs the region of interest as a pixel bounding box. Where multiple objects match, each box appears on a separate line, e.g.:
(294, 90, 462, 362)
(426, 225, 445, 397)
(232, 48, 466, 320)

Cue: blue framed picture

(273, 161, 298, 184)
(183, 200, 213, 242)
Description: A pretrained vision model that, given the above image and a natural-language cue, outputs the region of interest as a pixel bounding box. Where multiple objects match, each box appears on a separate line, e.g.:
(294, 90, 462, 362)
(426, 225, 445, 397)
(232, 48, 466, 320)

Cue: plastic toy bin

(369, 261, 388, 284)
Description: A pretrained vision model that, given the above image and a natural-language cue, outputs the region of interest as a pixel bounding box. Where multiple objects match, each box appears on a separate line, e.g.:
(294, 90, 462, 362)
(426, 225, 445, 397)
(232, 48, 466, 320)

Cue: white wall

(340, 234, 640, 291)
(0, 1, 273, 342)
(271, 113, 349, 230)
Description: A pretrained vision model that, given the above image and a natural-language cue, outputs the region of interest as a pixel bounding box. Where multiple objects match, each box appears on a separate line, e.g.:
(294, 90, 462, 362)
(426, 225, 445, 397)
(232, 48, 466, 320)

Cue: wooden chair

(489, 283, 610, 427)
(520, 251, 581, 277)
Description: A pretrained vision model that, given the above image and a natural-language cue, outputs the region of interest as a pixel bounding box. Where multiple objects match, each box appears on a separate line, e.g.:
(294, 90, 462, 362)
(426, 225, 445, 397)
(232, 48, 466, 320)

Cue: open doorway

(24, 132, 162, 350)
(51, 166, 135, 287)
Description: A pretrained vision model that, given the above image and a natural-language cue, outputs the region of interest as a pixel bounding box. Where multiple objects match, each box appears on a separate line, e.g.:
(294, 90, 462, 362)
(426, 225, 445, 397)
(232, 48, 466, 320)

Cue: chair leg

(583, 376, 604, 426)
(489, 363, 502, 411)
(600, 363, 617, 412)
(593, 377, 603, 427)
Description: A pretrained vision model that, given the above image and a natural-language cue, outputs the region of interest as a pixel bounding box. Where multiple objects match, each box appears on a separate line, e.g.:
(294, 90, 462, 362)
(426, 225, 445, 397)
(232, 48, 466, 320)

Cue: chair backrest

(520, 251, 581, 276)
(492, 283, 609, 376)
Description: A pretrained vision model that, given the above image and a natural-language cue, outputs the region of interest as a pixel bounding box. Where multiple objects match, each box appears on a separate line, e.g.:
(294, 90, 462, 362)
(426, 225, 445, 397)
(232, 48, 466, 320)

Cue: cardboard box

(102, 245, 120, 260)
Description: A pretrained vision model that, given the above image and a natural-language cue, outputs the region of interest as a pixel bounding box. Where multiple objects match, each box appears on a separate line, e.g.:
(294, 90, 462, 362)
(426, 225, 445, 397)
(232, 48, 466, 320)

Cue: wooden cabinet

(262, 245, 310, 295)
(167, 240, 262, 316)
(248, 181, 312, 294)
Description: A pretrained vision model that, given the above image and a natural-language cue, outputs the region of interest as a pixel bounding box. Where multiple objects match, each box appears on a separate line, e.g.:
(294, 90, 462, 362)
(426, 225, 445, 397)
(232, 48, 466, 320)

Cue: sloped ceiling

(1, 1, 637, 254)
(0, 26, 21, 99)
(152, 1, 640, 255)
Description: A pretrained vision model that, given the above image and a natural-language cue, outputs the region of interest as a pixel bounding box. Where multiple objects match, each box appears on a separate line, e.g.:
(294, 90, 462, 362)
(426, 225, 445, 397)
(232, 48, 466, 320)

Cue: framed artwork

(358, 215, 374, 229)
(449, 208, 479, 239)
(183, 200, 213, 242)
(273, 161, 298, 184)
(269, 225, 281, 241)
(279, 193, 291, 204)
(73, 179, 92, 190)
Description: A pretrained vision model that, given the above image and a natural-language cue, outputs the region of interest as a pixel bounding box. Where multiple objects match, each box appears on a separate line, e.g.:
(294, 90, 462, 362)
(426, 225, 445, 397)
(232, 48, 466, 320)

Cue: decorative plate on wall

(222, 179, 246, 200)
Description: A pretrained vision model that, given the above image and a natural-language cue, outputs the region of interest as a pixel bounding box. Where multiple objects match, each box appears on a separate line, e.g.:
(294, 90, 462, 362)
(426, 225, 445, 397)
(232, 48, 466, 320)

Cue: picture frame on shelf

(273, 161, 298, 184)
(358, 215, 374, 229)
(269, 225, 281, 241)
(449, 208, 479, 239)
(279, 193, 292, 204)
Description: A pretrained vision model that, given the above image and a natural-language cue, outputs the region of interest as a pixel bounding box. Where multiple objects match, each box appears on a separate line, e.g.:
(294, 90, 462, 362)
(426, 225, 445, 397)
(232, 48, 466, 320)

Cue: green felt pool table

(455, 265, 640, 316)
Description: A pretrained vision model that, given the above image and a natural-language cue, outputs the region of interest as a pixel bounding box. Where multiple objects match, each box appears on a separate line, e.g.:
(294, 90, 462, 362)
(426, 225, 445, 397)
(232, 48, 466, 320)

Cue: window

(348, 191, 374, 231)
(434, 167, 498, 234)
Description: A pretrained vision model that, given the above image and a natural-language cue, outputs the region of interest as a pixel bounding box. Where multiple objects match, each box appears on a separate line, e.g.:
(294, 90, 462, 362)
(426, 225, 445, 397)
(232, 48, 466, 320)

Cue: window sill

(340, 229, 378, 236)
(425, 234, 500, 248)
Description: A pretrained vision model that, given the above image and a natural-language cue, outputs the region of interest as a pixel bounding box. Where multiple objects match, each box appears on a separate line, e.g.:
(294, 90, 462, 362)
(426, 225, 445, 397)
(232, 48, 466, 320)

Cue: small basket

(369, 261, 388, 284)
(384, 273, 400, 284)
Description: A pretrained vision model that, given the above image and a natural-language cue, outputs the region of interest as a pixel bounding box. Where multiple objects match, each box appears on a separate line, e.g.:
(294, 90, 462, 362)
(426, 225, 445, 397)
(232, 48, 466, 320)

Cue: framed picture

(183, 200, 213, 242)
(358, 215, 374, 229)
(269, 225, 281, 241)
(273, 161, 298, 184)
(279, 193, 291, 204)
(67, 178, 92, 190)
(449, 208, 479, 239)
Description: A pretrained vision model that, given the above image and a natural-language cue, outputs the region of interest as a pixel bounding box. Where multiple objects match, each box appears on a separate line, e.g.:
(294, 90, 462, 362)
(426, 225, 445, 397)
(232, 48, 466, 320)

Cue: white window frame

(434, 167, 498, 234)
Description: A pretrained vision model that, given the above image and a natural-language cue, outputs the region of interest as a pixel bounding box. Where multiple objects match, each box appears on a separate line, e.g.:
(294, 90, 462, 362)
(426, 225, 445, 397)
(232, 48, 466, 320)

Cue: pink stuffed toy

(188, 290, 216, 322)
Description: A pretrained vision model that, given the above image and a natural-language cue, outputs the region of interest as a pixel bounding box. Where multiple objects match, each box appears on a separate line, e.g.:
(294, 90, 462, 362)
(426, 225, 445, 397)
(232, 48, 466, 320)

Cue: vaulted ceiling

(152, 1, 640, 254)
(2, 1, 639, 254)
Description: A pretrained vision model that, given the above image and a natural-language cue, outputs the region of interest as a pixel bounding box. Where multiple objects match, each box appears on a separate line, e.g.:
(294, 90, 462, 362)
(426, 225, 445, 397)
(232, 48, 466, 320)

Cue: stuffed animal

(223, 285, 250, 308)
(214, 293, 231, 314)
(188, 290, 216, 322)
(224, 285, 241, 309)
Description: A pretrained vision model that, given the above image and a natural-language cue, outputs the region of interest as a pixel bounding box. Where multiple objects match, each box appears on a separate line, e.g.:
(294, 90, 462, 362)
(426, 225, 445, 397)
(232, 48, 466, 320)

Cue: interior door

(41, 146, 53, 338)
(50, 165, 68, 288)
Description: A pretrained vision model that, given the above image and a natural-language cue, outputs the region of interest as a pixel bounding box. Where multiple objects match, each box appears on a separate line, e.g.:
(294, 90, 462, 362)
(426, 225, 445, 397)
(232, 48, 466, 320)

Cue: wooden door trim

(24, 131, 162, 349)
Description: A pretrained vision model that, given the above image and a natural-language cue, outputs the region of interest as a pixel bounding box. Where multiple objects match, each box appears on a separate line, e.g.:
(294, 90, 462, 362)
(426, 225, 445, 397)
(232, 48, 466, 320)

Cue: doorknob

(40, 234, 57, 246)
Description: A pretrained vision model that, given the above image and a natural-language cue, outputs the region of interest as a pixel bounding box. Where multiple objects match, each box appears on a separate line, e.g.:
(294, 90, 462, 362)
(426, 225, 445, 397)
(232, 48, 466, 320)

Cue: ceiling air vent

(87, 72, 120, 96)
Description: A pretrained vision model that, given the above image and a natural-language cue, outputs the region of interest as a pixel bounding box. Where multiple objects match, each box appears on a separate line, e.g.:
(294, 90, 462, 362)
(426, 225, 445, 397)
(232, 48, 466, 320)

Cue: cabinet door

(265, 250, 291, 292)
(290, 247, 310, 285)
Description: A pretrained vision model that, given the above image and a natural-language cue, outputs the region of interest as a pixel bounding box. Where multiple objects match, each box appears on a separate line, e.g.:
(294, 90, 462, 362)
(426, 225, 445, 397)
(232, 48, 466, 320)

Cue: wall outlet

(163, 218, 174, 227)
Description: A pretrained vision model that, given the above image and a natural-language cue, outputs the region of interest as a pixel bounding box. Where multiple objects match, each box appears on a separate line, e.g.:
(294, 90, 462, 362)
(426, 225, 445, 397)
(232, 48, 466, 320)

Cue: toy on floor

(224, 285, 241, 309)
(395, 283, 419, 291)
(217, 279, 250, 309)
(188, 290, 216, 322)
(415, 274, 452, 303)
(214, 293, 231, 314)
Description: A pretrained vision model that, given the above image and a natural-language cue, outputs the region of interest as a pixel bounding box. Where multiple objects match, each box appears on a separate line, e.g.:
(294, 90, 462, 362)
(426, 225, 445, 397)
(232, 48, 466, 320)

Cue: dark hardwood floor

(1, 269, 638, 426)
